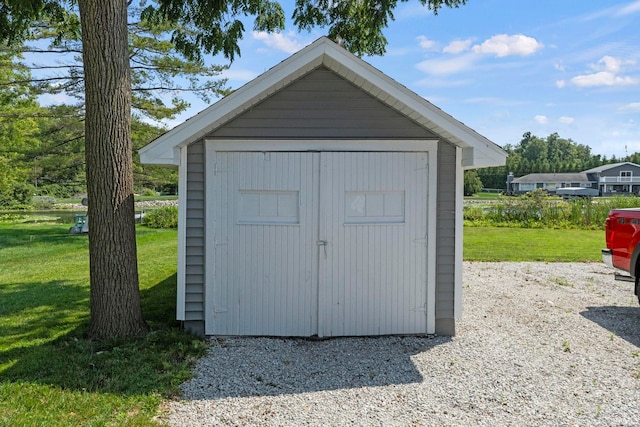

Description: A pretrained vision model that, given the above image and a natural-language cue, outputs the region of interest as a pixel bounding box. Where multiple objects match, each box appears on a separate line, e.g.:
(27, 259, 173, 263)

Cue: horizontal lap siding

(208, 67, 437, 140)
(186, 141, 205, 321)
(436, 141, 457, 319)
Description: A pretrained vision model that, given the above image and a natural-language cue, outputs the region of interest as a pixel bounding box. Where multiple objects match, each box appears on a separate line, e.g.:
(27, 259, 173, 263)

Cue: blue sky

(170, 0, 640, 159)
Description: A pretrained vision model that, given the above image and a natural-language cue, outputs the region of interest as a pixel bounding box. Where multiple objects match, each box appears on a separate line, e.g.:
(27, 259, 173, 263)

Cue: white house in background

(510, 162, 640, 196)
(140, 37, 507, 338)
(510, 172, 594, 194)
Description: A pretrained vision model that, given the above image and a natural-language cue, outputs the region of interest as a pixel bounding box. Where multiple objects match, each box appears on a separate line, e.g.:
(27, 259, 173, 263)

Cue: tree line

(472, 131, 638, 191)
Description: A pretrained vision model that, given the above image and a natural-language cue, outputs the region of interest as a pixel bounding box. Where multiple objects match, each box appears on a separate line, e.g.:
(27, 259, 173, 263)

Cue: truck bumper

(602, 249, 613, 269)
(603, 249, 635, 283)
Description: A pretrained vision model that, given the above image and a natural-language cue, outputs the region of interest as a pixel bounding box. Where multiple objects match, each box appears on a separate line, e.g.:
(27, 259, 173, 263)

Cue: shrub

(0, 182, 35, 208)
(140, 188, 159, 197)
(32, 195, 57, 209)
(143, 206, 178, 228)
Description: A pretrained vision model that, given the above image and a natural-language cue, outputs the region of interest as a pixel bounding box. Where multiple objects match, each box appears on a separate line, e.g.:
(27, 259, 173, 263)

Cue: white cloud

(619, 102, 640, 113)
(415, 34, 542, 77)
(571, 71, 638, 87)
(554, 63, 565, 72)
(570, 56, 639, 87)
(415, 54, 475, 75)
(417, 35, 437, 50)
(559, 116, 575, 124)
(617, 0, 640, 15)
(556, 80, 566, 88)
(443, 39, 472, 54)
(252, 31, 305, 54)
(472, 34, 543, 57)
(595, 55, 623, 73)
(534, 115, 549, 124)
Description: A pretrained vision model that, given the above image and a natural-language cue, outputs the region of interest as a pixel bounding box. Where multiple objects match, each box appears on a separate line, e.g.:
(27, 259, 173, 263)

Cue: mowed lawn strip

(464, 226, 604, 262)
(0, 223, 206, 427)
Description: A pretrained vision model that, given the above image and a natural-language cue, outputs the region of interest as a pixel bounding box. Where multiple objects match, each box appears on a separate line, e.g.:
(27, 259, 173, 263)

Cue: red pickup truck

(603, 208, 640, 304)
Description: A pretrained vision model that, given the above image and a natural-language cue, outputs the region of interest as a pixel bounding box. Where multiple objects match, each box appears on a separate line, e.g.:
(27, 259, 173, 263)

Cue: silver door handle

(317, 240, 328, 258)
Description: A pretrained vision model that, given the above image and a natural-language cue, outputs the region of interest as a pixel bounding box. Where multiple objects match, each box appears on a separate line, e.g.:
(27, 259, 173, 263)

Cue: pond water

(0, 209, 148, 224)
(0, 210, 83, 224)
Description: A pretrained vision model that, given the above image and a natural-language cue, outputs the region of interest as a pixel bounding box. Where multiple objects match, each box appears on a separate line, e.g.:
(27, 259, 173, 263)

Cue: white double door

(207, 151, 430, 337)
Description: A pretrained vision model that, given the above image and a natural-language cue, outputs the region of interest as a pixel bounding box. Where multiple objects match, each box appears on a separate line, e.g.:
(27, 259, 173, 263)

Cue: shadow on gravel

(581, 306, 640, 348)
(185, 336, 450, 399)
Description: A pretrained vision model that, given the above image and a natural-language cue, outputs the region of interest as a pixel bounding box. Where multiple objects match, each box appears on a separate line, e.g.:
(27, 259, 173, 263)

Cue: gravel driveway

(162, 262, 640, 426)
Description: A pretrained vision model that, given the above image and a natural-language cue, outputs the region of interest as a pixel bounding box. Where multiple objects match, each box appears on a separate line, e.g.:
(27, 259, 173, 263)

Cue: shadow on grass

(0, 280, 89, 352)
(141, 273, 179, 327)
(581, 306, 640, 348)
(0, 273, 205, 398)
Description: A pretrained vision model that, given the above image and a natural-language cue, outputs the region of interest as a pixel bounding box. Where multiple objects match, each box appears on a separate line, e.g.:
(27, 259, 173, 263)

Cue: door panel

(209, 152, 319, 335)
(318, 152, 429, 336)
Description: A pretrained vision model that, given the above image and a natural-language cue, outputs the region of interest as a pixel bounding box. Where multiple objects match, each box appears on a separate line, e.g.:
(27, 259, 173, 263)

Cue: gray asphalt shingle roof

(512, 173, 590, 184)
(581, 162, 640, 174)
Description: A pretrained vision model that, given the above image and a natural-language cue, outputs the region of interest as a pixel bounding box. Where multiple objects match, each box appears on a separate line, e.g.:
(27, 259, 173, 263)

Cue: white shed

(140, 37, 507, 337)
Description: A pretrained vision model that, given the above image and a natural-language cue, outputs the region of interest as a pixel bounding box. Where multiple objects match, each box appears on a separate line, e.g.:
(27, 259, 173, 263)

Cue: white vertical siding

(207, 152, 319, 336)
(318, 152, 429, 336)
(206, 147, 433, 337)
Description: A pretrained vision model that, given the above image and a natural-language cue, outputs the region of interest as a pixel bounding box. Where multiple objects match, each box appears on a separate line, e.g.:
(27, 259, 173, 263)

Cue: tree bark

(78, 0, 148, 339)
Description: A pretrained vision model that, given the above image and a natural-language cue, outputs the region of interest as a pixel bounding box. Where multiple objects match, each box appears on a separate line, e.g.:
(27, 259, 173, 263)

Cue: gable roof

(139, 37, 507, 168)
(512, 173, 591, 184)
(582, 162, 640, 174)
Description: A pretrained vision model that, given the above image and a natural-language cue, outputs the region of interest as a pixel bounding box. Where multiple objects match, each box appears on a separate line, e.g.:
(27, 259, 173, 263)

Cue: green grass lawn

(464, 191, 503, 200)
(0, 223, 205, 427)
(0, 221, 606, 425)
(464, 226, 604, 262)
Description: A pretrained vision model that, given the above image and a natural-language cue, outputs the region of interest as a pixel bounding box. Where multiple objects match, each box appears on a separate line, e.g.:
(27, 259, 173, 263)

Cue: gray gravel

(161, 262, 640, 426)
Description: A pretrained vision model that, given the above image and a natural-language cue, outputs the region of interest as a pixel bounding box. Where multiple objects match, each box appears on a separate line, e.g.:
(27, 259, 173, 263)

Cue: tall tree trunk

(78, 0, 148, 339)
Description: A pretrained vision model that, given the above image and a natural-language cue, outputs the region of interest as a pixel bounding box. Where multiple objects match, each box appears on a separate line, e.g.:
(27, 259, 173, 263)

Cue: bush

(140, 188, 159, 197)
(464, 170, 483, 196)
(32, 195, 57, 209)
(0, 182, 35, 209)
(143, 206, 178, 228)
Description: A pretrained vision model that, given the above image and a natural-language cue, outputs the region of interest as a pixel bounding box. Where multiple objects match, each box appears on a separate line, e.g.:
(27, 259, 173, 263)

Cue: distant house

(510, 172, 593, 194)
(509, 162, 640, 196)
(583, 162, 640, 196)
